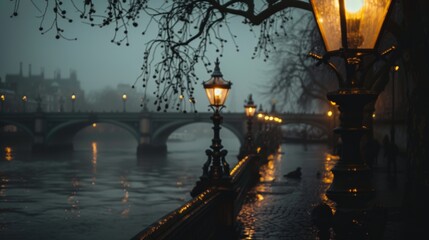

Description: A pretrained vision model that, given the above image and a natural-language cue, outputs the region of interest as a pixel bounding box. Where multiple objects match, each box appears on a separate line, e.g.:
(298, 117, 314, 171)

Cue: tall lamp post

(191, 58, 232, 197)
(22, 95, 27, 113)
(122, 93, 128, 112)
(309, 0, 394, 238)
(244, 94, 257, 154)
(1, 94, 5, 113)
(71, 93, 76, 112)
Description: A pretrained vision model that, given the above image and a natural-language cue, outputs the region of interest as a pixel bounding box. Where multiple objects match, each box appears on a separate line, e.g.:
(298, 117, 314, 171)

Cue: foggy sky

(0, 2, 274, 112)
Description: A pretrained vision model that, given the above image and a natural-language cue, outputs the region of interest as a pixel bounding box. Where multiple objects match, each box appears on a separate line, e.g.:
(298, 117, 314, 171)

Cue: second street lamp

(244, 94, 256, 155)
(1, 94, 5, 113)
(71, 93, 76, 113)
(191, 58, 232, 197)
(122, 93, 128, 112)
(22, 95, 27, 113)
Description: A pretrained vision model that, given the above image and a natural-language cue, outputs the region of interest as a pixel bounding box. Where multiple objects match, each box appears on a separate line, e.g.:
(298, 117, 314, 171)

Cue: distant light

(122, 93, 127, 101)
(330, 101, 336, 106)
(393, 65, 399, 71)
(92, 123, 97, 128)
(372, 113, 376, 118)
(5, 146, 13, 161)
(327, 110, 333, 117)
(1, 94, 5, 101)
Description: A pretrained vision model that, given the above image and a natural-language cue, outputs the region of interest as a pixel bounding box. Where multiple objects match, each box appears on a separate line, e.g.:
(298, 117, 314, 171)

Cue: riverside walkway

(236, 143, 406, 240)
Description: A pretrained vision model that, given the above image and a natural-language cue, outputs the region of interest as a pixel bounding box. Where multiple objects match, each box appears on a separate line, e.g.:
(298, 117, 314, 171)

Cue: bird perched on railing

(284, 167, 302, 179)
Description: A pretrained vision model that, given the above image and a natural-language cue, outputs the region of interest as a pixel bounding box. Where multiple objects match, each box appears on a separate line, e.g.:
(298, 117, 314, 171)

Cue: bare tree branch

(8, 0, 312, 112)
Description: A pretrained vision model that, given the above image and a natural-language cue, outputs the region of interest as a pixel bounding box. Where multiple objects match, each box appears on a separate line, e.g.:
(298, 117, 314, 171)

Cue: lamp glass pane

(311, 0, 392, 51)
(205, 87, 230, 106)
(311, 0, 342, 52)
(245, 106, 256, 117)
(345, 0, 392, 49)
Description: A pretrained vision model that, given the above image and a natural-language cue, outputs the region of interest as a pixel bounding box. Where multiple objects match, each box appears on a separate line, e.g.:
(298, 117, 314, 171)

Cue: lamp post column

(1, 94, 5, 113)
(207, 108, 229, 180)
(22, 95, 27, 113)
(122, 93, 127, 113)
(71, 93, 76, 113)
(191, 58, 232, 198)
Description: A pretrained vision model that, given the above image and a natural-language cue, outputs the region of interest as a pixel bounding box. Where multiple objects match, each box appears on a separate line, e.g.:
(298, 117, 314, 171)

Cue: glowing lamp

(310, 0, 392, 53)
(203, 58, 232, 109)
(244, 94, 257, 118)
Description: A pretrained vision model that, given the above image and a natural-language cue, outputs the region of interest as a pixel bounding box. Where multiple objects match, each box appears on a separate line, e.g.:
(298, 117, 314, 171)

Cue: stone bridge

(0, 111, 331, 154)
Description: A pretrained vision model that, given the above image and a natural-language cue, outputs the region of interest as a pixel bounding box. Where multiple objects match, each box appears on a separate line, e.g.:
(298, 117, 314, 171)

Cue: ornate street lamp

(71, 93, 76, 112)
(191, 58, 232, 197)
(309, 0, 394, 238)
(244, 94, 257, 154)
(22, 95, 27, 112)
(122, 93, 127, 112)
(1, 94, 5, 113)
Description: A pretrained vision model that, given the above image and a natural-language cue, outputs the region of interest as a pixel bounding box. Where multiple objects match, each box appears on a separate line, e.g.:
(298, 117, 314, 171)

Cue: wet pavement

(236, 143, 406, 240)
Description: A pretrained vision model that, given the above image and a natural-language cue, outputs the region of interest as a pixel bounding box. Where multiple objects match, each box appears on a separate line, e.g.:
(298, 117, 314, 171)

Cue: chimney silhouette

(19, 62, 23, 75)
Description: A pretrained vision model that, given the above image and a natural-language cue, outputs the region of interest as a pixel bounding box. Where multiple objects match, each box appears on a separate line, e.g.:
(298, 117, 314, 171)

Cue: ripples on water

(0, 137, 239, 240)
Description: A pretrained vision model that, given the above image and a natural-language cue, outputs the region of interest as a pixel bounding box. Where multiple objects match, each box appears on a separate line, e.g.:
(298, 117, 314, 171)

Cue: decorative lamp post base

(190, 110, 231, 197)
(323, 89, 383, 239)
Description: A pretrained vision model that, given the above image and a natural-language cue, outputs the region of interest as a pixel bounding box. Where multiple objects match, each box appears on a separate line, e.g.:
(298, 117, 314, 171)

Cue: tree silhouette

(8, 0, 311, 112)
(8, 0, 429, 237)
(262, 11, 337, 113)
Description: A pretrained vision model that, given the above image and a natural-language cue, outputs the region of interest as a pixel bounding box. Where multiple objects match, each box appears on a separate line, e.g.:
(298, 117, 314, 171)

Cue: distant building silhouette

(0, 62, 85, 112)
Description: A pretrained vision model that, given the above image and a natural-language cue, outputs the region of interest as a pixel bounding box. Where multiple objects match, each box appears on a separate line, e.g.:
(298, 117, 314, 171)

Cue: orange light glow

(92, 123, 97, 128)
(393, 65, 399, 71)
(5, 147, 13, 161)
(327, 110, 333, 117)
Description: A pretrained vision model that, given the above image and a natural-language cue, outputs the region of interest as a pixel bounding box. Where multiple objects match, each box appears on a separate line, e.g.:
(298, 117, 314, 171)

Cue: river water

(0, 132, 328, 240)
(0, 132, 241, 240)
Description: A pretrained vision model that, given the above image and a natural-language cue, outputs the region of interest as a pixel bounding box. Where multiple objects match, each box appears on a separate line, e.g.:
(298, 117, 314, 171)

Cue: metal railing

(130, 154, 260, 240)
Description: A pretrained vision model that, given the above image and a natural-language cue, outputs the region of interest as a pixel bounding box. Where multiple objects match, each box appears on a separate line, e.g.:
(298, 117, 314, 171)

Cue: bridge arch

(46, 119, 140, 146)
(280, 119, 331, 141)
(151, 119, 245, 147)
(0, 120, 35, 140)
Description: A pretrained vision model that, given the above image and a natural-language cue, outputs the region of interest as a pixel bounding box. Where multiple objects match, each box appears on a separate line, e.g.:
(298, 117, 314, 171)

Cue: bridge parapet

(1, 111, 328, 154)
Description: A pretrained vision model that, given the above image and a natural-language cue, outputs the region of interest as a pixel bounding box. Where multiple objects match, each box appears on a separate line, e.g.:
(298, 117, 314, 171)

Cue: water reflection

(238, 144, 333, 240)
(4, 147, 13, 161)
(91, 142, 97, 185)
(0, 136, 240, 240)
(66, 178, 81, 219)
(319, 153, 338, 211)
(120, 176, 131, 217)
